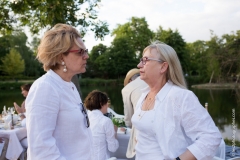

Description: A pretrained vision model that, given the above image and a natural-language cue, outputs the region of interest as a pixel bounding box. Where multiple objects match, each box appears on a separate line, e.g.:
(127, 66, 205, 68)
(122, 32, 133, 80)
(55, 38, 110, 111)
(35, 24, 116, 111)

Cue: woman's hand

(13, 102, 25, 114)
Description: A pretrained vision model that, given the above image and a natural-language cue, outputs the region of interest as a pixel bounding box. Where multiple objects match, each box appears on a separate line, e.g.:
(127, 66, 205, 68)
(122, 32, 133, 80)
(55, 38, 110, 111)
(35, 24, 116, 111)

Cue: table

(110, 128, 135, 160)
(0, 125, 24, 160)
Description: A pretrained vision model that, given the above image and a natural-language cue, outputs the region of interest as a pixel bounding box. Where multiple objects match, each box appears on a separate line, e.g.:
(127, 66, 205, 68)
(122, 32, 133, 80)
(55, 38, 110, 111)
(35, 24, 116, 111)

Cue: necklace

(138, 94, 155, 120)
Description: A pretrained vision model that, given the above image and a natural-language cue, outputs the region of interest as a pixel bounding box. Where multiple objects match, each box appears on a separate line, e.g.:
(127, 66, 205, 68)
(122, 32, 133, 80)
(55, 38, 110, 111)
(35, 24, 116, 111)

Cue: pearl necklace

(138, 95, 155, 120)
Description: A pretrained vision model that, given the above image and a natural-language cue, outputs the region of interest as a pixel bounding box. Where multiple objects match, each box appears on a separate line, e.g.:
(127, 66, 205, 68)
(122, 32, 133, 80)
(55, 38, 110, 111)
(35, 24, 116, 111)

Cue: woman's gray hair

(143, 40, 187, 89)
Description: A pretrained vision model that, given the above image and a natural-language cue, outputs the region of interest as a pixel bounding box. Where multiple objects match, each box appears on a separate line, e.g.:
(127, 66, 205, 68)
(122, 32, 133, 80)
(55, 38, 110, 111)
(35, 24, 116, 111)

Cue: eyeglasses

(69, 48, 88, 57)
(140, 57, 164, 65)
(80, 103, 90, 128)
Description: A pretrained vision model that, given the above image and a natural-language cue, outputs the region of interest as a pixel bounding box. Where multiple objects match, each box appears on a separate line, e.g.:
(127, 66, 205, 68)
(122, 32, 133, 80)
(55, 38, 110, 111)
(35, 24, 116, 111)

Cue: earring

(61, 61, 67, 72)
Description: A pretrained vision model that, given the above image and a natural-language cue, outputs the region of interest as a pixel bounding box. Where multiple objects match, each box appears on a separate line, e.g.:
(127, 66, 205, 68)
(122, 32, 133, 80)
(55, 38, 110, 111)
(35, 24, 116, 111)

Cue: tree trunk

(209, 71, 214, 84)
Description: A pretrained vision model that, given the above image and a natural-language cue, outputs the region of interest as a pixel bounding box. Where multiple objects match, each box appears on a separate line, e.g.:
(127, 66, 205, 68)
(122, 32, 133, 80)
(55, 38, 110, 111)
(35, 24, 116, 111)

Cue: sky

(83, 0, 240, 51)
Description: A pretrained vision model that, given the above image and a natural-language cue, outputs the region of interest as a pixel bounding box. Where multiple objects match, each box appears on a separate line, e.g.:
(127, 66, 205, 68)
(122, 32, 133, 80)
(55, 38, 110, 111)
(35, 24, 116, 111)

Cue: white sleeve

(104, 119, 119, 152)
(181, 92, 222, 160)
(26, 82, 66, 160)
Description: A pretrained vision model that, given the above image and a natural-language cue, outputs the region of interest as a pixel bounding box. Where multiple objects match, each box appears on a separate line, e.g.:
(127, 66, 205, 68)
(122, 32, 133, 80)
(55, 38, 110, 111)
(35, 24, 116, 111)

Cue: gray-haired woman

(131, 41, 222, 160)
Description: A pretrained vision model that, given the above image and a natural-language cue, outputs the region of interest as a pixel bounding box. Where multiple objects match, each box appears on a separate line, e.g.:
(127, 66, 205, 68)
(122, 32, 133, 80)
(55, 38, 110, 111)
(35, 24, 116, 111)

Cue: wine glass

(10, 107, 15, 114)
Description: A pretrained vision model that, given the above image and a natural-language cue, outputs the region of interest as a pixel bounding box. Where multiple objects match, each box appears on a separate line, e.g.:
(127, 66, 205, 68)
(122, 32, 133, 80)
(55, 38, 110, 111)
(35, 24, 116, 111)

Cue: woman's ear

(160, 62, 168, 73)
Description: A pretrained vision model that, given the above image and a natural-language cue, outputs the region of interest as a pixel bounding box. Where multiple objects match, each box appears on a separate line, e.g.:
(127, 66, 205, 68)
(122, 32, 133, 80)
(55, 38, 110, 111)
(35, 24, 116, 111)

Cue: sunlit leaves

(0, 48, 25, 77)
(0, 0, 109, 40)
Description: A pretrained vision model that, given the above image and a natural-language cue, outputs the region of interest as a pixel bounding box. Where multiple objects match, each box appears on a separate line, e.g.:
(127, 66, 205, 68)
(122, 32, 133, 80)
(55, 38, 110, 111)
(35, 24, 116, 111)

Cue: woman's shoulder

(171, 85, 193, 96)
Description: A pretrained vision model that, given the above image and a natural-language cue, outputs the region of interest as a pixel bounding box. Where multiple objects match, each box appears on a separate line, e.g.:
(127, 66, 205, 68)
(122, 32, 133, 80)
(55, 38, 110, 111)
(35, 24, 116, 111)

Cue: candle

(3, 106, 6, 114)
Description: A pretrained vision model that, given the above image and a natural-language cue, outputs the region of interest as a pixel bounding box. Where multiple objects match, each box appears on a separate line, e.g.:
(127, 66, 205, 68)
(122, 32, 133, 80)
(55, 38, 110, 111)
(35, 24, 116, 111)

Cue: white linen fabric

(88, 110, 119, 160)
(0, 130, 23, 160)
(26, 70, 93, 160)
(121, 77, 147, 128)
(132, 108, 164, 160)
(121, 77, 147, 158)
(132, 80, 222, 160)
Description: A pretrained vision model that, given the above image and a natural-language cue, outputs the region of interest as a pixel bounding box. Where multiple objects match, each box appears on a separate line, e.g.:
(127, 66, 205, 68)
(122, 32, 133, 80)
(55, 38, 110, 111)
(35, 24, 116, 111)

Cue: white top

(132, 107, 164, 160)
(132, 81, 222, 160)
(26, 70, 93, 160)
(121, 77, 148, 128)
(88, 110, 119, 160)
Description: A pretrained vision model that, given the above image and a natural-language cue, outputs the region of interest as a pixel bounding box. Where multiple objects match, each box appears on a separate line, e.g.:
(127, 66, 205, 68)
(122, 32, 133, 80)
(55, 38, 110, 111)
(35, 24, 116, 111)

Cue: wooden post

(205, 102, 208, 111)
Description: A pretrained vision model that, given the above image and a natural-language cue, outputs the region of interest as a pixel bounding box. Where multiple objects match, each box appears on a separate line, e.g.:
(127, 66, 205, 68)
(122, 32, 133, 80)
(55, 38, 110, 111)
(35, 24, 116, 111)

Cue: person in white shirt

(131, 41, 222, 160)
(84, 90, 119, 160)
(121, 69, 147, 158)
(13, 83, 31, 120)
(26, 23, 93, 160)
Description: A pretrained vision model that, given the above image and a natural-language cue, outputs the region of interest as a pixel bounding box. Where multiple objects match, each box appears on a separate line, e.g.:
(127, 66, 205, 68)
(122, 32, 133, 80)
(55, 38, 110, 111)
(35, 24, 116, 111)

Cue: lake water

(0, 85, 239, 141)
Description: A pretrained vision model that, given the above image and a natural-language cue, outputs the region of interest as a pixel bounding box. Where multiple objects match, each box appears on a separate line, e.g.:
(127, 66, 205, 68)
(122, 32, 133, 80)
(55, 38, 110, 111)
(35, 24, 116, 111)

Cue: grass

(224, 138, 240, 147)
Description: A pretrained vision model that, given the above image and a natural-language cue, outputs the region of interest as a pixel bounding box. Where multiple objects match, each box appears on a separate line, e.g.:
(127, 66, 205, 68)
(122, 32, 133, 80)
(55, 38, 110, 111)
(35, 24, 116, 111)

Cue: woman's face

(21, 89, 28, 97)
(62, 38, 89, 76)
(101, 103, 108, 114)
(137, 48, 163, 83)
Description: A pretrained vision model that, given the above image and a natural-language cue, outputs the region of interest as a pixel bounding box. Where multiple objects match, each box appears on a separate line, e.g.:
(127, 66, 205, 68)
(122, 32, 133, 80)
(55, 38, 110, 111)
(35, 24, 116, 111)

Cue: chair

(19, 138, 28, 160)
(0, 137, 9, 160)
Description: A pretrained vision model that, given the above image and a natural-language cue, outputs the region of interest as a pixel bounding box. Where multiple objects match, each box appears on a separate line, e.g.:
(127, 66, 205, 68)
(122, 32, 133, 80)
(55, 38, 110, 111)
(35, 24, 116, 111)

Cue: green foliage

(79, 78, 119, 86)
(0, 81, 33, 90)
(30, 36, 40, 55)
(108, 36, 139, 78)
(186, 40, 208, 77)
(0, 48, 25, 78)
(0, 0, 109, 40)
(86, 44, 108, 78)
(154, 26, 189, 73)
(186, 30, 240, 83)
(111, 117, 125, 127)
(224, 138, 240, 147)
(0, 32, 42, 77)
(0, 0, 16, 35)
(112, 17, 154, 58)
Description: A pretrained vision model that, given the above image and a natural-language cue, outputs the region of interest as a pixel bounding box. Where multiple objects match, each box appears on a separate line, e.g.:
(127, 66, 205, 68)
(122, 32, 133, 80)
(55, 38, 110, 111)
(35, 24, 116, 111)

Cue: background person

(131, 41, 222, 160)
(13, 84, 31, 119)
(26, 23, 92, 160)
(121, 68, 147, 158)
(84, 90, 119, 160)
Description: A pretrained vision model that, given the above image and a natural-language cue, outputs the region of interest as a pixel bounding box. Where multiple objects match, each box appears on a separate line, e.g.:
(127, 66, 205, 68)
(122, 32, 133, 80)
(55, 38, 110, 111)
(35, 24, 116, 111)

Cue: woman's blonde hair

(37, 23, 82, 71)
(143, 40, 187, 89)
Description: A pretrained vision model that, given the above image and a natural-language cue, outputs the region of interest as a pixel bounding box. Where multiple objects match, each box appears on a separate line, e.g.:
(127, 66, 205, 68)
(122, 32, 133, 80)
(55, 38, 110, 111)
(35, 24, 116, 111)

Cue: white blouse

(132, 81, 222, 160)
(132, 107, 164, 160)
(26, 70, 93, 160)
(88, 110, 119, 160)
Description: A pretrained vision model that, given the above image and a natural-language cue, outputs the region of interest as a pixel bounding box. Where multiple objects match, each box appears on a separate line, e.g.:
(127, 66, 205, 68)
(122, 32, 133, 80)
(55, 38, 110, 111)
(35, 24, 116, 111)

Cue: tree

(86, 43, 108, 78)
(0, 0, 16, 35)
(0, 48, 25, 78)
(108, 36, 138, 78)
(221, 31, 240, 77)
(112, 17, 154, 58)
(154, 26, 189, 73)
(0, 32, 42, 77)
(0, 0, 109, 40)
(186, 40, 208, 76)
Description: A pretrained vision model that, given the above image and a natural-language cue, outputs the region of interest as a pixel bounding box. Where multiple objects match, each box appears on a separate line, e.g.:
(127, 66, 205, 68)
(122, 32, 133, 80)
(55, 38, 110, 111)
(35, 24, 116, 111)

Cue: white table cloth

(0, 128, 23, 160)
(110, 128, 135, 160)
